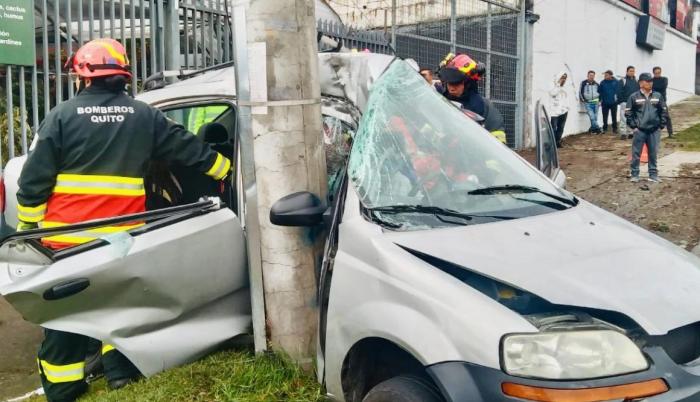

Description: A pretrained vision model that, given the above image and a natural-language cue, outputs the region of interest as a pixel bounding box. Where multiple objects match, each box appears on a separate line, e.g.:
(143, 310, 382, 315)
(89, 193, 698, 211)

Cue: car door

(535, 100, 566, 187)
(0, 99, 250, 378)
(316, 106, 359, 383)
(0, 202, 250, 377)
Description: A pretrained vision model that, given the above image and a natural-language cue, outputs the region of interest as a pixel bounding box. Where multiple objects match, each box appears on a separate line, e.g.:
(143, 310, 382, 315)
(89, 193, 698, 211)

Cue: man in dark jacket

(617, 66, 639, 140)
(652, 66, 673, 137)
(599, 70, 618, 133)
(579, 71, 601, 134)
(625, 73, 669, 183)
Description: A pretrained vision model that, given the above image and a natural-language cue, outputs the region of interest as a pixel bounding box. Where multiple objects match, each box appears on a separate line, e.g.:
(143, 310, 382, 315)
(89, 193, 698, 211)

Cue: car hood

(385, 201, 700, 335)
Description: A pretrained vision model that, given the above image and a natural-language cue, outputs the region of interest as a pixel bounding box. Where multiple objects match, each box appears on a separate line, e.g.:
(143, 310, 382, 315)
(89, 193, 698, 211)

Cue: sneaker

(630, 176, 640, 183)
(648, 176, 662, 183)
(627, 134, 634, 139)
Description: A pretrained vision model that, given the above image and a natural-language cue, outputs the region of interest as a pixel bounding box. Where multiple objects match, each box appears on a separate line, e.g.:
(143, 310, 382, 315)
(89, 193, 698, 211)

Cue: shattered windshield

(348, 60, 575, 230)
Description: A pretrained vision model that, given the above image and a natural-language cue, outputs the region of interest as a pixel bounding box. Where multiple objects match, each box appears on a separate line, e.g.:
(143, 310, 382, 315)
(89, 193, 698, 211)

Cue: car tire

(362, 375, 444, 402)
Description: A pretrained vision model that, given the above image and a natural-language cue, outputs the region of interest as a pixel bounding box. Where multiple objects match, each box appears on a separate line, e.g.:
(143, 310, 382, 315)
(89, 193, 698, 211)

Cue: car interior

(145, 104, 238, 214)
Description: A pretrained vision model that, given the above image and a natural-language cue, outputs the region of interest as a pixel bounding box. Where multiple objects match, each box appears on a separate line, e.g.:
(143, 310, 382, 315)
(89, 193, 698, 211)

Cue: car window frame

(158, 98, 242, 217)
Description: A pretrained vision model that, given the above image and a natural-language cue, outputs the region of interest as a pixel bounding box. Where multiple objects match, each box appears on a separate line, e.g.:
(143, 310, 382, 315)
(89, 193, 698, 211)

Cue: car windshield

(347, 60, 576, 230)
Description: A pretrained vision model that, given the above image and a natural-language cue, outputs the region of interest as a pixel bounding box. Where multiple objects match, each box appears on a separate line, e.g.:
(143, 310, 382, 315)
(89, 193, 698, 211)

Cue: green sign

(0, 0, 35, 66)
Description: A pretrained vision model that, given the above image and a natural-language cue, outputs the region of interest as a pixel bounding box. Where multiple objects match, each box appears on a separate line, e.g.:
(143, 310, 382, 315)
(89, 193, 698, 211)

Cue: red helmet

(66, 38, 131, 79)
(438, 53, 485, 84)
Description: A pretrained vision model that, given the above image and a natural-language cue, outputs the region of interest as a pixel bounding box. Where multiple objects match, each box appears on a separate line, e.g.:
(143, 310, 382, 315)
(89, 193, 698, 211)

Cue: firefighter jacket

(17, 85, 232, 248)
(442, 87, 507, 143)
(624, 90, 669, 133)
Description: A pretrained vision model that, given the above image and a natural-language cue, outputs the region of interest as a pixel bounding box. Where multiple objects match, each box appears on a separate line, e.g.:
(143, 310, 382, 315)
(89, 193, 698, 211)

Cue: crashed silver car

(2, 53, 700, 402)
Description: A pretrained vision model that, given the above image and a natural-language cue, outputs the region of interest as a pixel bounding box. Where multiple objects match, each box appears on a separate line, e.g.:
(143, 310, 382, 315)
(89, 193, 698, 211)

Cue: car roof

(137, 53, 398, 113)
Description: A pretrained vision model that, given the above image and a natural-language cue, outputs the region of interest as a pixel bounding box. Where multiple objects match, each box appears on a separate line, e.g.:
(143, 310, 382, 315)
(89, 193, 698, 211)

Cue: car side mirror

(270, 192, 326, 227)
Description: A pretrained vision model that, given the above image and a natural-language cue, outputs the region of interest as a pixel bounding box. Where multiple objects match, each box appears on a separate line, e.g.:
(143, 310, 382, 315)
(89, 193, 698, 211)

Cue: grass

(669, 123, 700, 151)
(30, 350, 324, 402)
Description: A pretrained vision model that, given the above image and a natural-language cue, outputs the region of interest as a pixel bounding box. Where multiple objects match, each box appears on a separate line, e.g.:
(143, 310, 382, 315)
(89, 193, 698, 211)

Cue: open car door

(535, 101, 566, 187)
(0, 199, 250, 377)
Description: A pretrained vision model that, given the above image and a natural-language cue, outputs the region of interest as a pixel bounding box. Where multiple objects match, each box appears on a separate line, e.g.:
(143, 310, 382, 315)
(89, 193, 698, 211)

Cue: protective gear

(38, 329, 89, 402)
(17, 85, 231, 249)
(65, 38, 132, 79)
(438, 53, 486, 84)
(439, 53, 505, 143)
(186, 105, 228, 135)
(16, 221, 38, 231)
(38, 330, 140, 402)
(19, 43, 231, 400)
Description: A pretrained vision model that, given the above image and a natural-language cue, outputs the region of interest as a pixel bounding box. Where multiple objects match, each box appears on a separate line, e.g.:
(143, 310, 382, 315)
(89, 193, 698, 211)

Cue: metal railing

(0, 0, 234, 166)
(328, 0, 525, 149)
(317, 19, 392, 54)
(0, 1, 393, 167)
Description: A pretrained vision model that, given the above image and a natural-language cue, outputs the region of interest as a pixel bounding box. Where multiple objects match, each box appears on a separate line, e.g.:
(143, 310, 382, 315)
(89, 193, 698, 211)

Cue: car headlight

(502, 330, 648, 380)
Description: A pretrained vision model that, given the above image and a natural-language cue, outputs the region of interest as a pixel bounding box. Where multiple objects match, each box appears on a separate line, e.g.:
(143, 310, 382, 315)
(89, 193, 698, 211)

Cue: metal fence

(329, 0, 525, 148)
(317, 19, 392, 54)
(0, 0, 233, 165)
(1, 0, 526, 168)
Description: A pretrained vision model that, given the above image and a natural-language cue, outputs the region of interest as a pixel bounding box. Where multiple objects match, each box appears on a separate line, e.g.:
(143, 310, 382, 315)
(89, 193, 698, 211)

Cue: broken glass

(347, 60, 573, 230)
(323, 115, 355, 197)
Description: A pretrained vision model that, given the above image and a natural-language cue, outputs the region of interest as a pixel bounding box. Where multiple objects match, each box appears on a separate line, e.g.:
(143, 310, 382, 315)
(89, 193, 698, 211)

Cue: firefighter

(16, 38, 232, 401)
(438, 53, 507, 144)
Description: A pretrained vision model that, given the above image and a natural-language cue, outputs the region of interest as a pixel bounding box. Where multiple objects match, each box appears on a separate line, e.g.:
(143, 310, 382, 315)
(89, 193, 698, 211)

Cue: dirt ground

(523, 96, 700, 252)
(0, 297, 43, 401)
(1, 99, 699, 401)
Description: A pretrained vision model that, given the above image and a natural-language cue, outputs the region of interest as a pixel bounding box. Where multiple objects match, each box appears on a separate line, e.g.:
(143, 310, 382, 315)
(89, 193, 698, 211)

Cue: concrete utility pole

(241, 0, 327, 362)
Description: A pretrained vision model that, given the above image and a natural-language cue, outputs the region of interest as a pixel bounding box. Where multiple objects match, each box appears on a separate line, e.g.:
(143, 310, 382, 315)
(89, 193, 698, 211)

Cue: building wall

(531, 0, 697, 141)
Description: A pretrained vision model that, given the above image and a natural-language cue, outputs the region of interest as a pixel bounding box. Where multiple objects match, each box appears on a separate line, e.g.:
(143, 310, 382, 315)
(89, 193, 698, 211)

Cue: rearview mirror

(270, 192, 326, 227)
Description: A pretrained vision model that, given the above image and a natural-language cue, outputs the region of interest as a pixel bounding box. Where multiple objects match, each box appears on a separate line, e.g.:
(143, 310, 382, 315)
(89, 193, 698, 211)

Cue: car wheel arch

(340, 337, 441, 402)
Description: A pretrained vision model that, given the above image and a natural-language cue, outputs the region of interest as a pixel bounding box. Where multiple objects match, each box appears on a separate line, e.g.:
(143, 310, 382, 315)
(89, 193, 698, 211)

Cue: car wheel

(363, 375, 444, 402)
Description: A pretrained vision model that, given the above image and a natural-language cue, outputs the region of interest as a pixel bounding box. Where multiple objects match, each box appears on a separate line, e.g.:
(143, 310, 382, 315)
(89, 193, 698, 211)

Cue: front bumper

(427, 347, 700, 401)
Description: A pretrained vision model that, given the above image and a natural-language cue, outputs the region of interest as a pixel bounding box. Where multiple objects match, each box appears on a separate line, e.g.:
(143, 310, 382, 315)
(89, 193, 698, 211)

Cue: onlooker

(599, 70, 619, 133)
(579, 71, 601, 134)
(652, 66, 673, 137)
(549, 71, 569, 147)
(626, 73, 668, 183)
(420, 67, 443, 93)
(617, 66, 640, 140)
(419, 67, 434, 84)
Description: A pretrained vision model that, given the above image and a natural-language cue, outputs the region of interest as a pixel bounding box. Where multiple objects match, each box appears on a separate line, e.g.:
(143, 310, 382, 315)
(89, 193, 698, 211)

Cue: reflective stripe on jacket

(624, 90, 669, 133)
(17, 85, 231, 249)
(40, 174, 146, 248)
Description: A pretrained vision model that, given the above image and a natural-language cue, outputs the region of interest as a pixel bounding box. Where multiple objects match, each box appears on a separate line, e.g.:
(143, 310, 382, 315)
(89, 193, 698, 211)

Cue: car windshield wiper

(367, 205, 516, 223)
(467, 185, 578, 207)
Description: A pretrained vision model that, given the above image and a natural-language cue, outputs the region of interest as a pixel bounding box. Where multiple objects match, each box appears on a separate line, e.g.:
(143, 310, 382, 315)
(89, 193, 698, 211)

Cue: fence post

(485, 3, 492, 99)
(515, 1, 526, 150)
(5, 67, 12, 163)
(391, 0, 396, 49)
(450, 0, 456, 54)
(164, 0, 181, 77)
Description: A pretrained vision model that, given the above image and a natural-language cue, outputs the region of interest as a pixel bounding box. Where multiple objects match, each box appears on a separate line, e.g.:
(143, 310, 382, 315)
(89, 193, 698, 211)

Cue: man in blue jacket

(599, 70, 618, 134)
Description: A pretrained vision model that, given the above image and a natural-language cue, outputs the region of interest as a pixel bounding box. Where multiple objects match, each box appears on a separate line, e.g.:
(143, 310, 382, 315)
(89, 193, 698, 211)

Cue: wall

(531, 0, 697, 142)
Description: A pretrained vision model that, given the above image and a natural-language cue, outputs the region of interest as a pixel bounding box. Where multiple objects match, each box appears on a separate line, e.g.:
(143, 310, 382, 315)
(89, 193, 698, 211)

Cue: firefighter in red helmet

(438, 53, 507, 144)
(17, 38, 232, 401)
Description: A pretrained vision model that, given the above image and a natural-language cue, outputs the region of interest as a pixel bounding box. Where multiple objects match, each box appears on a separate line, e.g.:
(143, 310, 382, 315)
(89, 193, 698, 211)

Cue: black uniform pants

(38, 329, 141, 402)
(601, 104, 618, 132)
(666, 114, 674, 136)
(550, 112, 567, 147)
